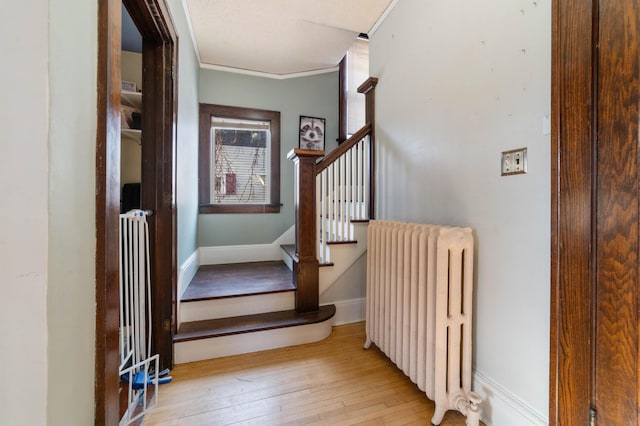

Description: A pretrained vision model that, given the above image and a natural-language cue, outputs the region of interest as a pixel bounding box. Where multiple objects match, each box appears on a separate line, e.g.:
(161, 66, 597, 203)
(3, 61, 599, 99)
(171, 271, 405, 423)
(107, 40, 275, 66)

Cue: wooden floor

(182, 261, 294, 302)
(143, 323, 472, 426)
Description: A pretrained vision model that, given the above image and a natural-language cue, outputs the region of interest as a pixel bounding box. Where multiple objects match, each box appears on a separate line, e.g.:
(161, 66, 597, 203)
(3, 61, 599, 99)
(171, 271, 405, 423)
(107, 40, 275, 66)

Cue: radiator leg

(451, 391, 482, 426)
(431, 406, 447, 425)
(364, 336, 372, 349)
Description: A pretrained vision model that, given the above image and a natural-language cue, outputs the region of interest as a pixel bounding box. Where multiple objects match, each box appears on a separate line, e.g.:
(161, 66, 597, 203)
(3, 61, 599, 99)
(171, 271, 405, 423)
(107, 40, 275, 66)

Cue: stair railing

(288, 77, 378, 313)
(315, 123, 371, 263)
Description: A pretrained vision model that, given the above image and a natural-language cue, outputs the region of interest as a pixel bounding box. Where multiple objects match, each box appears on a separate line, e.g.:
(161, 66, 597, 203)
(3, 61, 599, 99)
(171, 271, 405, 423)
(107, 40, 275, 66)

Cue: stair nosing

(181, 286, 295, 303)
(174, 305, 336, 343)
(325, 239, 358, 245)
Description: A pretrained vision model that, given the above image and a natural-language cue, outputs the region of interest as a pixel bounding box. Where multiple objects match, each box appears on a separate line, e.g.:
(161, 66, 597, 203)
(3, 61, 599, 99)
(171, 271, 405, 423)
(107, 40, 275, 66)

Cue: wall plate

(501, 148, 527, 176)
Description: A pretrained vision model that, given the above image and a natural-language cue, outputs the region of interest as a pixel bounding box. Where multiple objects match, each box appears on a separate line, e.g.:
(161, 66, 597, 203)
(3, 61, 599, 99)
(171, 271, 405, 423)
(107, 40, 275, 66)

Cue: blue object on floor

(122, 368, 173, 390)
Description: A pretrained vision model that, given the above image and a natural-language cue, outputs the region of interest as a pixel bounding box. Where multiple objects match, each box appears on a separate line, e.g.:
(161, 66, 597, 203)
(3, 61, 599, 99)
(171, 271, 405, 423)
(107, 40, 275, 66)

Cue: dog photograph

(299, 116, 326, 151)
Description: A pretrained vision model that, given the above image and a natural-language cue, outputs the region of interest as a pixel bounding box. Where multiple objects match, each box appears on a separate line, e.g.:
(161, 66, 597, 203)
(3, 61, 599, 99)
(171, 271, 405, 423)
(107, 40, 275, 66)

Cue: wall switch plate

(501, 148, 528, 176)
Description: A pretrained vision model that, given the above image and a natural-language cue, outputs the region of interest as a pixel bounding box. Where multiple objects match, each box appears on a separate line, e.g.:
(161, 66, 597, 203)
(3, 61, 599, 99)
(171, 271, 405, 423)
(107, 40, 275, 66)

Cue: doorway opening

(96, 0, 177, 423)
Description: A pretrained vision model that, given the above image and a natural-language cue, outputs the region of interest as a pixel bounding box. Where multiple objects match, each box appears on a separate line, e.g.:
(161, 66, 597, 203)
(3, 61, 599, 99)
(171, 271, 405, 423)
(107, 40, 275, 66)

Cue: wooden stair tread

(174, 305, 336, 342)
(182, 261, 294, 302)
(282, 244, 334, 267)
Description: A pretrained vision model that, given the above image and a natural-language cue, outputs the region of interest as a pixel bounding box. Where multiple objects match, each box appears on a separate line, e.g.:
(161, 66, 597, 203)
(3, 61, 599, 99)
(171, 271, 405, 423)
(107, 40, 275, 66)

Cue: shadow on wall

(375, 127, 465, 224)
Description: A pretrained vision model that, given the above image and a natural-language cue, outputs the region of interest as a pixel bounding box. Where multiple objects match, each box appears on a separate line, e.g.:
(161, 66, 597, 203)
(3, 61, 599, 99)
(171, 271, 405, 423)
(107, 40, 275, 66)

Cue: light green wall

(168, 0, 200, 266)
(47, 0, 97, 424)
(198, 70, 339, 247)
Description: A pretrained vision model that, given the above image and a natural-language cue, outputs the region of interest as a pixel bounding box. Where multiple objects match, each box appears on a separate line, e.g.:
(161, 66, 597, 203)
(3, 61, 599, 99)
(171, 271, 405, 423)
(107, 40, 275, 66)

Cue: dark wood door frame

(96, 0, 177, 424)
(550, 0, 640, 424)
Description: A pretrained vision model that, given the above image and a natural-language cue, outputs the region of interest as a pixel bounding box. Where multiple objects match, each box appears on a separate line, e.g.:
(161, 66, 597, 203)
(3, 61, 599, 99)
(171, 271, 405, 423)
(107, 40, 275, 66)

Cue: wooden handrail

(289, 77, 377, 311)
(316, 123, 372, 174)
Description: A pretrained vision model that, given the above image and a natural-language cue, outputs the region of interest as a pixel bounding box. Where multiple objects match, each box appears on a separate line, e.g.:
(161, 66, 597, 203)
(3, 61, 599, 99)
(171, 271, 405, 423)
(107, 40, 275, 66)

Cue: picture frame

(299, 116, 326, 151)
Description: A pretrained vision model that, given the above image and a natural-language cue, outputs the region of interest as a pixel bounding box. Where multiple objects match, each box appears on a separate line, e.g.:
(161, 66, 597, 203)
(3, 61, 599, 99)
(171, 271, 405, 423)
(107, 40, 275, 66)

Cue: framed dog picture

(299, 116, 326, 151)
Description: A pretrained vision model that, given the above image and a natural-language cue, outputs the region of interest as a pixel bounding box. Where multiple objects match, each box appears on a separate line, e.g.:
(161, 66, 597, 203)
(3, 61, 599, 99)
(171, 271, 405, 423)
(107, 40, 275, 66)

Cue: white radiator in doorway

(365, 220, 482, 426)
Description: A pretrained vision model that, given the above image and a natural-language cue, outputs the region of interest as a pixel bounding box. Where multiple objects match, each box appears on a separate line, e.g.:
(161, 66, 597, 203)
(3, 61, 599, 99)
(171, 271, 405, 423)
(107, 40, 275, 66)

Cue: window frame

(199, 103, 281, 213)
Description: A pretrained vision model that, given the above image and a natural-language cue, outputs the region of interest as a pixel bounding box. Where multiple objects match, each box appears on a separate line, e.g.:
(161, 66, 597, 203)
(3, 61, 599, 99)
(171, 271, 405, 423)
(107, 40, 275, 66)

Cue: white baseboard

(473, 369, 548, 426)
(199, 225, 295, 265)
(177, 250, 200, 328)
(331, 298, 366, 325)
(178, 250, 200, 300)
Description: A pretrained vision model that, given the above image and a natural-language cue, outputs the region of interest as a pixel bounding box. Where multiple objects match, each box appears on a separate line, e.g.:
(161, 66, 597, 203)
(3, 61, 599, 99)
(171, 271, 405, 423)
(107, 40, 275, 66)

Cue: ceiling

(122, 1, 395, 77)
(182, 0, 396, 77)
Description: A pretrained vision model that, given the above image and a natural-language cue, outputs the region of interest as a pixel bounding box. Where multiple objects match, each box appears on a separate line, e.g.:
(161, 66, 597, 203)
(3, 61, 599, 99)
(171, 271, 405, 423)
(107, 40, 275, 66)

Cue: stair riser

(281, 247, 294, 270)
(319, 223, 368, 294)
(174, 319, 334, 364)
(179, 292, 295, 323)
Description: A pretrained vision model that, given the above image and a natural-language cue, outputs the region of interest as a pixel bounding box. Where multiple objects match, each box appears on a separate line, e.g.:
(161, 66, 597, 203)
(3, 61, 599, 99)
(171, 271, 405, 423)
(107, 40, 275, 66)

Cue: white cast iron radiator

(364, 220, 482, 426)
(119, 210, 159, 424)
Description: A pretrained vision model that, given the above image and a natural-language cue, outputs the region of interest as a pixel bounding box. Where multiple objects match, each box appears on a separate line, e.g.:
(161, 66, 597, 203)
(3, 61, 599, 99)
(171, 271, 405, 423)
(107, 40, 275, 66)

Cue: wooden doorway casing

(96, 0, 177, 424)
(550, 0, 640, 424)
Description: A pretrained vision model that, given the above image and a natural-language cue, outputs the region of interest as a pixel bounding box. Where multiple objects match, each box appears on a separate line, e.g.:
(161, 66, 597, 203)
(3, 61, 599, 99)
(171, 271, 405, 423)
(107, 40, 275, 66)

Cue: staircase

(174, 78, 378, 364)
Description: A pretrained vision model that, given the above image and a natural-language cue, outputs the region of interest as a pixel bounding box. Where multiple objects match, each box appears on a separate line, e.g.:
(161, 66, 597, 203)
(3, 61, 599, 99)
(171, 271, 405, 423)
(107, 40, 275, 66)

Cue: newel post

(287, 148, 324, 313)
(358, 77, 378, 219)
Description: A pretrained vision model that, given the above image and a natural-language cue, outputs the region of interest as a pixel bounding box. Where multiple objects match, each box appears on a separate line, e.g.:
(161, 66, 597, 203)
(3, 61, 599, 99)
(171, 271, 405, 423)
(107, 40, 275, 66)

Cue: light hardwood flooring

(143, 322, 472, 425)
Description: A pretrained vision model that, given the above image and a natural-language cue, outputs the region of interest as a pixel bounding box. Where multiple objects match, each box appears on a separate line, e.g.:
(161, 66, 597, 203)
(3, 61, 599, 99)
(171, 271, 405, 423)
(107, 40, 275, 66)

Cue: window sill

(199, 203, 282, 214)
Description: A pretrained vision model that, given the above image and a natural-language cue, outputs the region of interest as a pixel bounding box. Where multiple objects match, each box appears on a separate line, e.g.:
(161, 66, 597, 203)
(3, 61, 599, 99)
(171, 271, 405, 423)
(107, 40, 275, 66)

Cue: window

(338, 36, 369, 142)
(199, 104, 280, 213)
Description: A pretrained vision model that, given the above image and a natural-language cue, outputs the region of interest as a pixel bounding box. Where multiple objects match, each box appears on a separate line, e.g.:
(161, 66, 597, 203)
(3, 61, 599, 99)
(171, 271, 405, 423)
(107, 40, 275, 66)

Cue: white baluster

(316, 173, 321, 262)
(364, 136, 370, 219)
(339, 155, 346, 241)
(322, 170, 328, 263)
(332, 162, 338, 243)
(345, 148, 352, 240)
(355, 141, 361, 220)
(351, 145, 357, 223)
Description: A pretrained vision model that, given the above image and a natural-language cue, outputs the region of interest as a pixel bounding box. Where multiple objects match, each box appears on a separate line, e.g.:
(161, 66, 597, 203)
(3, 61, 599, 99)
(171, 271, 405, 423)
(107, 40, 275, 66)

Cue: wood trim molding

(593, 0, 640, 423)
(287, 148, 324, 312)
(337, 55, 347, 143)
(96, 0, 177, 423)
(96, 1, 122, 424)
(550, 0, 640, 424)
(361, 78, 377, 219)
(357, 77, 378, 96)
(198, 103, 281, 214)
(549, 1, 596, 423)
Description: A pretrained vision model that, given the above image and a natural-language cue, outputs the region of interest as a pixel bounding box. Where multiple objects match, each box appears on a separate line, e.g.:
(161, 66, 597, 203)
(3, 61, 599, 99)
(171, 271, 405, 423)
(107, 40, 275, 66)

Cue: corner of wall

(473, 370, 548, 426)
(178, 249, 200, 300)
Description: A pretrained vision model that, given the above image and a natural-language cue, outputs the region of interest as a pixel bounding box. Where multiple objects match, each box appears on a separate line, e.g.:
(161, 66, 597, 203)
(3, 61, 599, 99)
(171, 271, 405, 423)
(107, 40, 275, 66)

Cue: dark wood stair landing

(182, 261, 294, 302)
(174, 305, 336, 343)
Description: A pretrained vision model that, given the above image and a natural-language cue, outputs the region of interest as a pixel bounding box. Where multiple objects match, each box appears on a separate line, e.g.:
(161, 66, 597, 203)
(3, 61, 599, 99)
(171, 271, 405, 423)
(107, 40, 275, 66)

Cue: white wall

(47, 0, 97, 424)
(370, 1, 550, 424)
(0, 1, 50, 424)
(122, 50, 143, 89)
